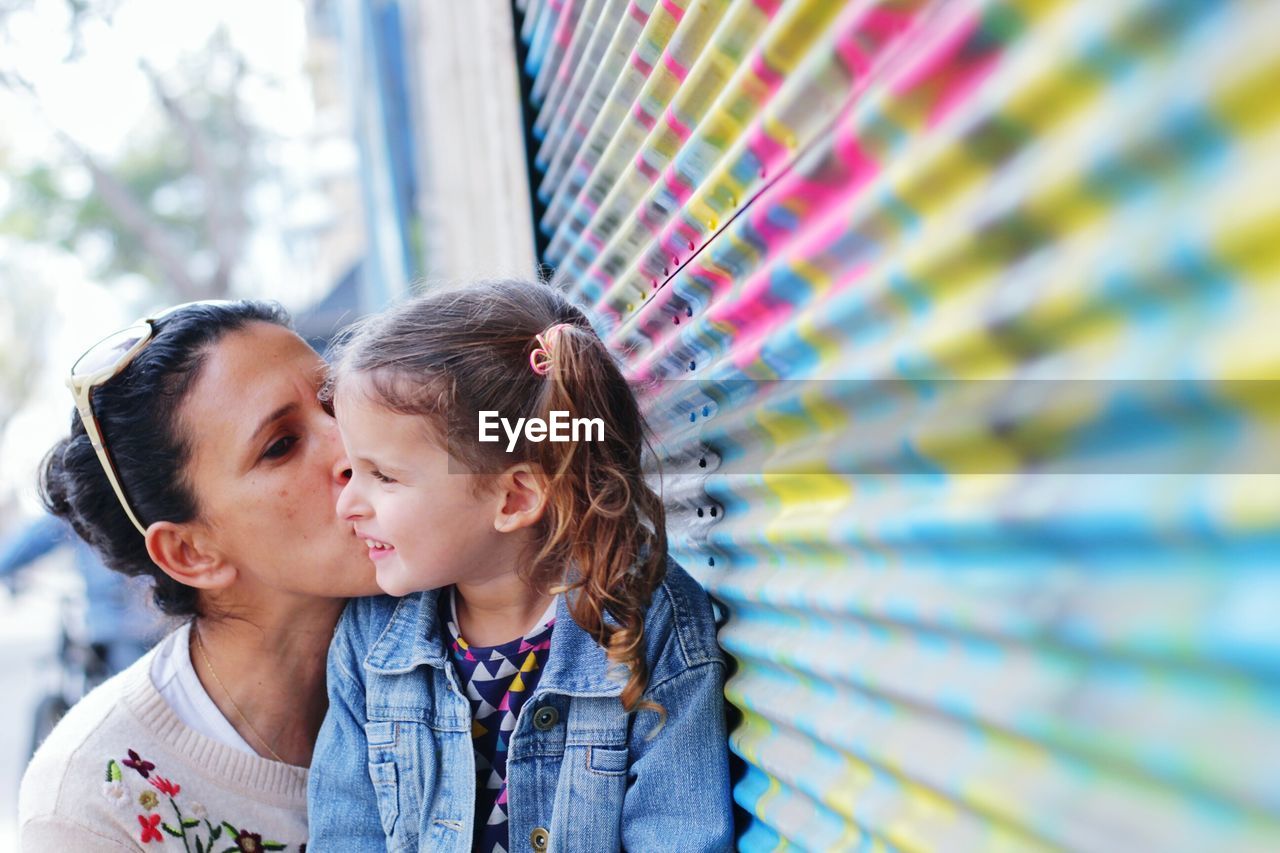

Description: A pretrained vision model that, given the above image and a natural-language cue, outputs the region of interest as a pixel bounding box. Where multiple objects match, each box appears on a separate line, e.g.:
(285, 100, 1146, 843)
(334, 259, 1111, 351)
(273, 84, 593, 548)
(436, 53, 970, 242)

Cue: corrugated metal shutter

(517, 0, 1280, 849)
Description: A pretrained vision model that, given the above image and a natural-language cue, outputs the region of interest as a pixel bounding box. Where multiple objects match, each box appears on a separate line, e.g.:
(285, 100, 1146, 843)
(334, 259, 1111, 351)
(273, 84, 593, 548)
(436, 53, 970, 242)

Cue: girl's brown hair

(328, 279, 667, 712)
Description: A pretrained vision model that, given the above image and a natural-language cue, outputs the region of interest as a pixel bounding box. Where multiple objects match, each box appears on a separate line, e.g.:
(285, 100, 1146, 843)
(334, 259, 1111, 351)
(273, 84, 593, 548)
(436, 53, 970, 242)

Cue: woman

(18, 301, 377, 850)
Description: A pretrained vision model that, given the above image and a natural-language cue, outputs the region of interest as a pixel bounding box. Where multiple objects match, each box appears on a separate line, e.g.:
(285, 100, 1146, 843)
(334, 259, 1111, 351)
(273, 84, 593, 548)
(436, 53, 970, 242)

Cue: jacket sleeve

(622, 661, 735, 852)
(307, 603, 388, 851)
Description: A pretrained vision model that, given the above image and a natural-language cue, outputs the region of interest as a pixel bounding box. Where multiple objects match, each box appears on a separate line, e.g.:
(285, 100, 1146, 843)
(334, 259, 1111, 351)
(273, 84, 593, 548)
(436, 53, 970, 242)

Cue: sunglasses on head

(66, 300, 235, 536)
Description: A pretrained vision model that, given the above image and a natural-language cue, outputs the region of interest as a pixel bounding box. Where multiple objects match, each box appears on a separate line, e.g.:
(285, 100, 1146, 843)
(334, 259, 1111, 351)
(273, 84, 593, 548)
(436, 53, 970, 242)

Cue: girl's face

(177, 323, 379, 600)
(333, 375, 502, 597)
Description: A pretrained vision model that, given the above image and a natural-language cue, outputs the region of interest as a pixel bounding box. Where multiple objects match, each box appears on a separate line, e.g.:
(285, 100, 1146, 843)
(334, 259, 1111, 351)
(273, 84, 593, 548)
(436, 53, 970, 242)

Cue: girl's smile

(355, 529, 396, 560)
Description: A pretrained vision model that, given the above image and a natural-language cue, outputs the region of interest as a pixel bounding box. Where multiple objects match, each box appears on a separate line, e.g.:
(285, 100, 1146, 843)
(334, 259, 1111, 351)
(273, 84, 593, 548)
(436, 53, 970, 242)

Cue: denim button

(533, 705, 559, 731)
(530, 826, 550, 851)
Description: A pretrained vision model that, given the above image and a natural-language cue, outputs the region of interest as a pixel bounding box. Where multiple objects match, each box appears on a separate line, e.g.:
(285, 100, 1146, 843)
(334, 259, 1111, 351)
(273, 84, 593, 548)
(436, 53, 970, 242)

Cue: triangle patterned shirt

(444, 588, 556, 853)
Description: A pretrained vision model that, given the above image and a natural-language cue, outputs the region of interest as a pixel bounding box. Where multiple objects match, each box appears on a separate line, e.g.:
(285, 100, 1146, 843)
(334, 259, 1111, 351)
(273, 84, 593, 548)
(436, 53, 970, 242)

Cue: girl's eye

(371, 470, 396, 484)
(263, 435, 298, 460)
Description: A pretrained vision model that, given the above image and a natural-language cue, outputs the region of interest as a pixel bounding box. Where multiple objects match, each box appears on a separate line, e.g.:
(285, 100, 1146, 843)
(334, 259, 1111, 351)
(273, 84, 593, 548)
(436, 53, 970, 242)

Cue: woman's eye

(263, 435, 298, 460)
(371, 470, 396, 484)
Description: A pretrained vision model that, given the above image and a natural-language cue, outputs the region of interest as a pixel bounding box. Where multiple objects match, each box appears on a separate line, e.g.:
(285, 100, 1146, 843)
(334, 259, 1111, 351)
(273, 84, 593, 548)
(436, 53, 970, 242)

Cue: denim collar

(363, 587, 623, 698)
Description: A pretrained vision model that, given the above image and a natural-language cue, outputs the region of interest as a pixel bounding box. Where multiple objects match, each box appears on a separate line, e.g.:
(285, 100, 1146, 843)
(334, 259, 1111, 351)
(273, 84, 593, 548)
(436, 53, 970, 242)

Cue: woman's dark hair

(325, 279, 668, 713)
(39, 300, 292, 617)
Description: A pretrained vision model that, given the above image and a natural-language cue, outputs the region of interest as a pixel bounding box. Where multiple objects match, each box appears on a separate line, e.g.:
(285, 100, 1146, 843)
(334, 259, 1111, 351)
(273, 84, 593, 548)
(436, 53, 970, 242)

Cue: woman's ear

(492, 463, 549, 533)
(144, 521, 237, 591)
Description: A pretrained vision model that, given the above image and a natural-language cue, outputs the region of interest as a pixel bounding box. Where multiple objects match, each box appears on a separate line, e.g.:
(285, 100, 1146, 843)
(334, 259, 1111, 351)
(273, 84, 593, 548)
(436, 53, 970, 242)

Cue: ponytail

(529, 322, 668, 713)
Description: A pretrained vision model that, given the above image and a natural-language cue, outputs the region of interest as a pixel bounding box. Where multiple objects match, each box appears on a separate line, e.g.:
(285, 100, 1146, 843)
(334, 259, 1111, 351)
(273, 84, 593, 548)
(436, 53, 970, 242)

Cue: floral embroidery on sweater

(103, 751, 304, 852)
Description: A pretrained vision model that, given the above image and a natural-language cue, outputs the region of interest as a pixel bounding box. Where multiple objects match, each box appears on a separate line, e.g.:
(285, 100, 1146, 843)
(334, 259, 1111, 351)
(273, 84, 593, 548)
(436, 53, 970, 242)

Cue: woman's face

(176, 322, 378, 600)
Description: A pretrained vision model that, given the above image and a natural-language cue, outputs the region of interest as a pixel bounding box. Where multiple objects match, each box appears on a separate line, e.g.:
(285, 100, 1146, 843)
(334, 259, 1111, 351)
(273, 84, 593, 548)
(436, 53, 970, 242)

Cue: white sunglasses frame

(64, 301, 236, 537)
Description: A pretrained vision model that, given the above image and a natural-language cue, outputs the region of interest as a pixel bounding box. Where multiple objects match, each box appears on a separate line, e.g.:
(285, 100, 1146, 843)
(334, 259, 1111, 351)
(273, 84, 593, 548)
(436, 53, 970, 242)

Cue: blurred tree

(0, 0, 266, 302)
(0, 258, 53, 438)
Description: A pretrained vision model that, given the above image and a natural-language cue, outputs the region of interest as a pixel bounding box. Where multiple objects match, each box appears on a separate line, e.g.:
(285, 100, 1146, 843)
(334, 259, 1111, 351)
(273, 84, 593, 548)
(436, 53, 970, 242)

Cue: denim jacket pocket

(366, 719, 397, 747)
(366, 720, 405, 843)
(368, 759, 399, 837)
(587, 745, 629, 776)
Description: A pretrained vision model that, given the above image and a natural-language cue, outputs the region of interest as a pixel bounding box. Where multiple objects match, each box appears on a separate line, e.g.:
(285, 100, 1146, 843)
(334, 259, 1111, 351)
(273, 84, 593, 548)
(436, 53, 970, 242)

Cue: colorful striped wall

(517, 0, 1280, 849)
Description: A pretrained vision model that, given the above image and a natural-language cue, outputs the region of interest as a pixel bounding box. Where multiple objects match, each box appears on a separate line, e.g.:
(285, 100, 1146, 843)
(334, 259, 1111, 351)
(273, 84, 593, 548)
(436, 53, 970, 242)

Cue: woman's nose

(332, 453, 352, 486)
(320, 416, 352, 486)
(335, 477, 365, 520)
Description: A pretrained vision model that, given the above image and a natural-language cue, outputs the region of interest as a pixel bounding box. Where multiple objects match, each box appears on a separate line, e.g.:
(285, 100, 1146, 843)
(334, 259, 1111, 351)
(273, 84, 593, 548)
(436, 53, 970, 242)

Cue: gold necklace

(191, 623, 306, 779)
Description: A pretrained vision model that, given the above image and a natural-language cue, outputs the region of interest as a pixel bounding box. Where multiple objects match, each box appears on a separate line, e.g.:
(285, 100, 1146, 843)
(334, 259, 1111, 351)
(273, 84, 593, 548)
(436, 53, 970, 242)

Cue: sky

(3, 0, 313, 160)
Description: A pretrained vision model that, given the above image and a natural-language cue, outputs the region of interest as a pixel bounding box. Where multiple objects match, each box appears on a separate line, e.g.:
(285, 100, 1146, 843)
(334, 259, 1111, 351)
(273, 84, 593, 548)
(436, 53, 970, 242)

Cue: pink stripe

(662, 52, 689, 82)
(684, 183, 873, 358)
(889, 16, 997, 126)
(645, 131, 856, 321)
(660, 0, 685, 22)
(753, 0, 784, 15)
(635, 153, 660, 181)
(692, 262, 733, 290)
(833, 133, 877, 185)
(631, 52, 654, 76)
(716, 221, 869, 358)
(835, 33, 870, 81)
(661, 167, 694, 205)
(747, 126, 790, 172)
(620, 94, 898, 363)
(834, 7, 918, 81)
(750, 52, 785, 91)
(861, 7, 915, 42)
(664, 107, 692, 141)
(627, 0, 647, 24)
(832, 6, 872, 79)
(632, 103, 657, 131)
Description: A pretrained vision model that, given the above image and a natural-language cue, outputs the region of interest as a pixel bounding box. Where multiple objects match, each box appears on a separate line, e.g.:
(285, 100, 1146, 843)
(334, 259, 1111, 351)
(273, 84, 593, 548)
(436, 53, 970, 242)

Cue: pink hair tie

(529, 323, 572, 376)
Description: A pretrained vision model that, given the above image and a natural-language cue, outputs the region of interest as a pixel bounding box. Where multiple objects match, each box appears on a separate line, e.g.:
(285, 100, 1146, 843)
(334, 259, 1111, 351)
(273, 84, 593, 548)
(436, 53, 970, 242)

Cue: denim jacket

(308, 559, 733, 852)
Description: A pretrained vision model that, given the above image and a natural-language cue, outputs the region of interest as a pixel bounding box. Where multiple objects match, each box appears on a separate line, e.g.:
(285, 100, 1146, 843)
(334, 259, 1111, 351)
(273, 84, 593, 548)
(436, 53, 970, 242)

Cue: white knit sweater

(18, 639, 309, 851)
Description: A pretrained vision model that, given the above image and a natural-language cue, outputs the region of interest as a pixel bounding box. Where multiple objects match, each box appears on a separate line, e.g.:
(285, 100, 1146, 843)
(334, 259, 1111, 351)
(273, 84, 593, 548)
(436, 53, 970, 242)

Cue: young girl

(307, 279, 732, 852)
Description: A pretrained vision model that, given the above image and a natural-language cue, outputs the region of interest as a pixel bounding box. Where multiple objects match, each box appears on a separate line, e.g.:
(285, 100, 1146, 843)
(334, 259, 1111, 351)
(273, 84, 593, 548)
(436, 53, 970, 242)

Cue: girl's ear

(492, 463, 549, 533)
(144, 521, 237, 592)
